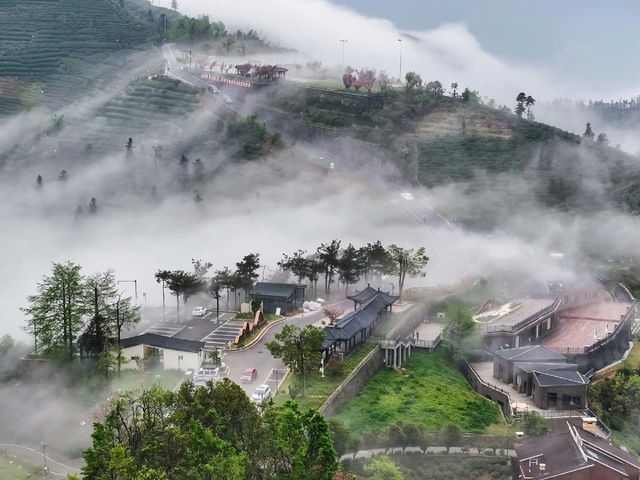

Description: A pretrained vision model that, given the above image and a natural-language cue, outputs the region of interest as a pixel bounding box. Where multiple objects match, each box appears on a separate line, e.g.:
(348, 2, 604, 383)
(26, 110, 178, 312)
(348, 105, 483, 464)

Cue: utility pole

(398, 38, 403, 82)
(42, 443, 48, 472)
(339, 39, 348, 72)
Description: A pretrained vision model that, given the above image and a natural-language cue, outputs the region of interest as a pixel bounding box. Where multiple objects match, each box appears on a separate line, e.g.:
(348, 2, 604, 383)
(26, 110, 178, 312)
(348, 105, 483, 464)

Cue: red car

(240, 367, 258, 383)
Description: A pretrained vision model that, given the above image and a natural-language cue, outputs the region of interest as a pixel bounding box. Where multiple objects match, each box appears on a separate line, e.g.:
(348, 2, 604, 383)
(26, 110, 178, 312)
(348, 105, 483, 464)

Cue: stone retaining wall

(319, 346, 384, 418)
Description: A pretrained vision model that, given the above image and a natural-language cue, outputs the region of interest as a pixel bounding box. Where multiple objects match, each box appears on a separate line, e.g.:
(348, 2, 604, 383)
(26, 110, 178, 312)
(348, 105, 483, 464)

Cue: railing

(477, 298, 561, 334)
(378, 333, 441, 350)
(586, 407, 612, 440)
(464, 362, 513, 417)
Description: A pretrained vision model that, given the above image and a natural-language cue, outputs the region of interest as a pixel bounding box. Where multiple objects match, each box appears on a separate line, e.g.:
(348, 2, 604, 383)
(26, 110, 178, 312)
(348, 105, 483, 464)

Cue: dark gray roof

(494, 345, 567, 362)
(347, 285, 380, 303)
(322, 291, 397, 349)
(120, 333, 205, 353)
(249, 282, 305, 298)
(533, 370, 589, 387)
(513, 362, 577, 374)
(515, 423, 640, 479)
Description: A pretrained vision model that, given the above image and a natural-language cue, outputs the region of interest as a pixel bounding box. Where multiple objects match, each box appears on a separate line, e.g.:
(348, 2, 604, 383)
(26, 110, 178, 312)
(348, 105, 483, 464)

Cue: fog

(175, 0, 640, 104)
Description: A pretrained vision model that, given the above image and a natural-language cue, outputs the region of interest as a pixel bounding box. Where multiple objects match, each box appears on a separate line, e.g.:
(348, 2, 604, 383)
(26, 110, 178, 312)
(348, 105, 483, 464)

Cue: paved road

(225, 299, 353, 396)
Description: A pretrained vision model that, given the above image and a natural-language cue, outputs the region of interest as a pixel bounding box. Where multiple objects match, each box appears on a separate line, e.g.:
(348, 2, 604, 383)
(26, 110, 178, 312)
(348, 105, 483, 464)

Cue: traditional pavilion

(323, 288, 398, 358)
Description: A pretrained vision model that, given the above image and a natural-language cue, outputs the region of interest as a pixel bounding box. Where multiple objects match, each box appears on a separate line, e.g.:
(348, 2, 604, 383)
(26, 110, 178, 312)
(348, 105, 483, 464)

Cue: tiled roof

(533, 370, 589, 387)
(494, 345, 567, 362)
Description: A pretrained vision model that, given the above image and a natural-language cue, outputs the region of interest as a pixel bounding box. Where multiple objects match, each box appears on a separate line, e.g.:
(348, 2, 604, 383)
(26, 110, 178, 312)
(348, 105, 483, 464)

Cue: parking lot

(127, 311, 246, 355)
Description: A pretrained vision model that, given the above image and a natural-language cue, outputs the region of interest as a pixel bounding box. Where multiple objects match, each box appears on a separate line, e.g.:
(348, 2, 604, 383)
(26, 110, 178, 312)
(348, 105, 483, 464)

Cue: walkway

(339, 445, 516, 462)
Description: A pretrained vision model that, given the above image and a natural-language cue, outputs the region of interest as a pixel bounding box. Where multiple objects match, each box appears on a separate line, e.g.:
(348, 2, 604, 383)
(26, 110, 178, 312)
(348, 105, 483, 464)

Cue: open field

(336, 350, 504, 434)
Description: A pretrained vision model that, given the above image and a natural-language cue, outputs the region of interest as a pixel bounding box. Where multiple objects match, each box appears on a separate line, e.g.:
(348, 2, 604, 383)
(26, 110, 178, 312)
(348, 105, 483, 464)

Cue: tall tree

(266, 324, 325, 396)
(112, 295, 141, 372)
(525, 95, 536, 120)
(164, 270, 204, 321)
(317, 240, 341, 294)
(385, 245, 429, 300)
(22, 262, 88, 360)
(234, 253, 261, 302)
(170, 0, 178, 11)
(209, 277, 222, 322)
(358, 241, 390, 284)
(450, 82, 458, 98)
(305, 256, 323, 298)
(214, 267, 234, 310)
(191, 258, 213, 282)
(154, 269, 172, 321)
(84, 270, 119, 356)
(405, 72, 422, 93)
(278, 249, 308, 284)
(515, 92, 527, 118)
(337, 243, 362, 296)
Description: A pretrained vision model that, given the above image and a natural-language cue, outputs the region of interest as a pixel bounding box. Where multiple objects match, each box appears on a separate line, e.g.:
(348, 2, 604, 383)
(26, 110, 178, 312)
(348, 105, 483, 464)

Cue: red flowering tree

(342, 72, 355, 90)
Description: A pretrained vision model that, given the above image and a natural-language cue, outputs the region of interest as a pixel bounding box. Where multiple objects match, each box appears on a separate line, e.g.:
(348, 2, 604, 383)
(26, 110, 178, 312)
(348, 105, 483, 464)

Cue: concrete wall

(532, 384, 587, 410)
(320, 347, 384, 418)
(462, 362, 512, 417)
(162, 348, 202, 372)
(120, 344, 144, 370)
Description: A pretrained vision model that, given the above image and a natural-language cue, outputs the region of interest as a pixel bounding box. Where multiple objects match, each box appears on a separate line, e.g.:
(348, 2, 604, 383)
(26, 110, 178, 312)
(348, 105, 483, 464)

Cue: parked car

(250, 384, 272, 404)
(207, 85, 219, 94)
(400, 192, 414, 201)
(222, 94, 233, 104)
(192, 307, 207, 317)
(240, 367, 258, 383)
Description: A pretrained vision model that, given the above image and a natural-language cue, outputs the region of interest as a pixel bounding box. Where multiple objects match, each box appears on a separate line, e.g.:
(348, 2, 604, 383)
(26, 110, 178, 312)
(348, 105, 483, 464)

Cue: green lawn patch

(274, 343, 377, 410)
(336, 350, 503, 434)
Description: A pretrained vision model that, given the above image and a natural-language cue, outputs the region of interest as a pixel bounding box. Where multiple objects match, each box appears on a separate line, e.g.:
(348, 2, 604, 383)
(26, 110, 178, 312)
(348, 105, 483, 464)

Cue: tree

(357, 69, 376, 93)
(209, 277, 222, 322)
(215, 267, 234, 310)
(525, 95, 536, 120)
(337, 243, 362, 295)
(111, 294, 140, 372)
(515, 92, 527, 117)
(318, 240, 341, 294)
(88, 197, 98, 214)
(322, 306, 344, 325)
(305, 256, 323, 298)
(154, 270, 172, 320)
(378, 70, 391, 91)
(342, 73, 355, 90)
(364, 456, 403, 480)
(405, 71, 422, 93)
(82, 383, 337, 480)
(83, 271, 118, 357)
(358, 241, 390, 284)
(278, 249, 309, 285)
(450, 82, 459, 98)
(425, 80, 444, 95)
(170, 0, 178, 11)
(222, 36, 236, 55)
(597, 132, 609, 145)
(443, 301, 476, 358)
(440, 423, 461, 451)
(234, 253, 261, 302)
(385, 245, 429, 300)
(164, 270, 203, 321)
(22, 262, 88, 360)
(520, 411, 551, 437)
(36, 174, 43, 188)
(266, 324, 325, 396)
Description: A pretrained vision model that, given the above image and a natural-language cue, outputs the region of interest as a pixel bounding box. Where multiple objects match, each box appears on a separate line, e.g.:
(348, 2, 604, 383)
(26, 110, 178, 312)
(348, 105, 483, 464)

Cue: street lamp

(339, 39, 348, 72)
(42, 443, 48, 472)
(397, 38, 403, 82)
(117, 279, 138, 303)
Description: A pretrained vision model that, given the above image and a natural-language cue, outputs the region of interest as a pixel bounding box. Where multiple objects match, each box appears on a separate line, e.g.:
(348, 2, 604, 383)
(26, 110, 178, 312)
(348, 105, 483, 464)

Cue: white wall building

(119, 333, 205, 372)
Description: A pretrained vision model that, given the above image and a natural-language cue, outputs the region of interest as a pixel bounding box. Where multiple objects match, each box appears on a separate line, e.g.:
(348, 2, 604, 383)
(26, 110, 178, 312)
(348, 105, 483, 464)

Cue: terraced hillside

(52, 75, 202, 157)
(0, 0, 152, 113)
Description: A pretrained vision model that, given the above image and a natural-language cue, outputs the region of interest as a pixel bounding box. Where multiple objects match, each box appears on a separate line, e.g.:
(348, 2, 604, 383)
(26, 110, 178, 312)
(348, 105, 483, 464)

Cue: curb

(226, 316, 286, 353)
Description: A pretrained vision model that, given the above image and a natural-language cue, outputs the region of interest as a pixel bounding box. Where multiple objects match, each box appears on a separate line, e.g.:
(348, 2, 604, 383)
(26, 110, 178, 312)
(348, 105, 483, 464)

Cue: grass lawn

(273, 343, 377, 410)
(336, 350, 503, 434)
(229, 314, 283, 349)
(622, 339, 640, 370)
(0, 455, 47, 480)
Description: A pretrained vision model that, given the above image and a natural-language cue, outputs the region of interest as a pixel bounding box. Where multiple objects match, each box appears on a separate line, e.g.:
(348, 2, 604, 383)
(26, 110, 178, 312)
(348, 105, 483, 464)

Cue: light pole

(42, 443, 48, 472)
(397, 38, 403, 83)
(390, 283, 395, 296)
(117, 280, 138, 303)
(339, 39, 348, 72)
(178, 354, 183, 370)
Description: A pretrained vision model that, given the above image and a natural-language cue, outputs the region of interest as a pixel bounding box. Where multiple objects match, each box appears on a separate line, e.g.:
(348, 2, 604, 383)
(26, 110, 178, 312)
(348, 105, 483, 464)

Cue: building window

(562, 395, 582, 408)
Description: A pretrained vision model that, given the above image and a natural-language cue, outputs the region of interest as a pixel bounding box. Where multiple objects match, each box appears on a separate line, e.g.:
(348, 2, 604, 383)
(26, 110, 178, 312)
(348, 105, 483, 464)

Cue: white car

(250, 384, 272, 404)
(222, 94, 233, 104)
(192, 307, 207, 317)
(207, 85, 219, 94)
(400, 192, 414, 201)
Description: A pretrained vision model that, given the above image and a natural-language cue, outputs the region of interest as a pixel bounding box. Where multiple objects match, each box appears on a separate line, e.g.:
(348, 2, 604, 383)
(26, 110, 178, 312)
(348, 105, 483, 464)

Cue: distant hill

(258, 86, 640, 221)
